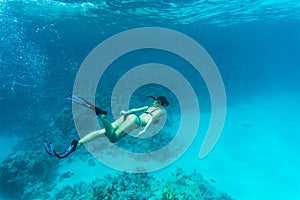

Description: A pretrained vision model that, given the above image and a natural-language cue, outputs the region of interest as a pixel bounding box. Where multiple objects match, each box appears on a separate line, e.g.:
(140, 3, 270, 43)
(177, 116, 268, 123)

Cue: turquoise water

(1, 0, 300, 199)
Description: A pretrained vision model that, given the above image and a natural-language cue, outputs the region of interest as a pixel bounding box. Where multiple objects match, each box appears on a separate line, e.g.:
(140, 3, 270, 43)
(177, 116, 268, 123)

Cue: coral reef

(0, 105, 234, 200)
(1, 151, 233, 200)
(0, 92, 233, 200)
(158, 168, 233, 200)
(50, 169, 233, 200)
(0, 150, 59, 199)
(0, 107, 74, 200)
(53, 173, 160, 200)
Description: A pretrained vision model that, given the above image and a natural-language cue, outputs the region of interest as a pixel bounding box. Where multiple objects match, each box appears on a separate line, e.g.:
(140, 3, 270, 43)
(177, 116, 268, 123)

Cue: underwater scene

(1, 0, 300, 199)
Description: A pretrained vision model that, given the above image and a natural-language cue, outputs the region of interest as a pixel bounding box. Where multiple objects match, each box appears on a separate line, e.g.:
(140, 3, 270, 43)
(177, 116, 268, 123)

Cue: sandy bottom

(161, 93, 300, 200)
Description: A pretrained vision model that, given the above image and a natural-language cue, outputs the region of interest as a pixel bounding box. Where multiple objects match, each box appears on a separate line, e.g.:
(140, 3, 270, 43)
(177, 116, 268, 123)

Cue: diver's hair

(147, 95, 169, 107)
(147, 95, 157, 100)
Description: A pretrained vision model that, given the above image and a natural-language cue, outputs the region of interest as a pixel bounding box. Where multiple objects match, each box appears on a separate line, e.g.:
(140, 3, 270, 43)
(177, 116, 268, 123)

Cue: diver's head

(148, 95, 169, 107)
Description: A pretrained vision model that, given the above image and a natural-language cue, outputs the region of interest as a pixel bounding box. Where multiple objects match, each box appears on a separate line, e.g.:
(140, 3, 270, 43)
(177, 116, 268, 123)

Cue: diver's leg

(113, 115, 139, 139)
(111, 115, 126, 128)
(99, 115, 116, 139)
(99, 114, 139, 143)
(77, 129, 106, 148)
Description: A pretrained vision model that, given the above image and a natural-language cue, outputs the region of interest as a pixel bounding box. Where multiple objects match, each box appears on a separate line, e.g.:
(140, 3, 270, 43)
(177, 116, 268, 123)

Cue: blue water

(1, 0, 300, 199)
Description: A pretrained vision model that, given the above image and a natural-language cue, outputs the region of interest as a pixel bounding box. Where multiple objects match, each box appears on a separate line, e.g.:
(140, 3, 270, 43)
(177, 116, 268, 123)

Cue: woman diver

(44, 95, 169, 158)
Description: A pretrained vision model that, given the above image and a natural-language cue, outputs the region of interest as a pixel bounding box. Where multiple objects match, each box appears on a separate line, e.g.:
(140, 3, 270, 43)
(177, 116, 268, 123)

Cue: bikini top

(144, 107, 160, 116)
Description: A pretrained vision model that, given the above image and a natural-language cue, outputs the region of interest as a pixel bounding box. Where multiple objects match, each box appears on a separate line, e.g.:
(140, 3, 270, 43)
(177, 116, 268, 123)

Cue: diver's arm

(137, 116, 153, 137)
(143, 116, 154, 131)
(121, 106, 148, 115)
(137, 109, 165, 137)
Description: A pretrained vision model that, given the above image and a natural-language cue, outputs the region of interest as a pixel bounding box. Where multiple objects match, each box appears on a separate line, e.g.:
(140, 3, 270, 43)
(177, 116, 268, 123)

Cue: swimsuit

(126, 107, 160, 128)
(144, 107, 160, 116)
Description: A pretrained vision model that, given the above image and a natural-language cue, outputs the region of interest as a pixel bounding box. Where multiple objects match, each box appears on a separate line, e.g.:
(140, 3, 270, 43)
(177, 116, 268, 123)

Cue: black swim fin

(44, 140, 78, 159)
(44, 141, 55, 156)
(65, 94, 107, 115)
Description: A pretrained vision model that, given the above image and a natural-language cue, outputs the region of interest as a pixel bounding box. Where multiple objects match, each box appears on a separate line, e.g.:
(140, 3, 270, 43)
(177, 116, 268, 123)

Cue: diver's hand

(137, 129, 146, 137)
(120, 110, 128, 115)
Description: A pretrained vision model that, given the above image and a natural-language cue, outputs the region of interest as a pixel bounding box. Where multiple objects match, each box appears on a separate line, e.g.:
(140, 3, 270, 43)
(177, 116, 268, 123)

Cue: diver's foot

(44, 139, 78, 159)
(70, 140, 78, 152)
(55, 139, 78, 159)
(95, 108, 107, 115)
(66, 94, 107, 115)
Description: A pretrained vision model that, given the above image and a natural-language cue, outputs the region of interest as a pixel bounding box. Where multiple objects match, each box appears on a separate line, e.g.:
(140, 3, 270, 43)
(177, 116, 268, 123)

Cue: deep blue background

(0, 0, 299, 141)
